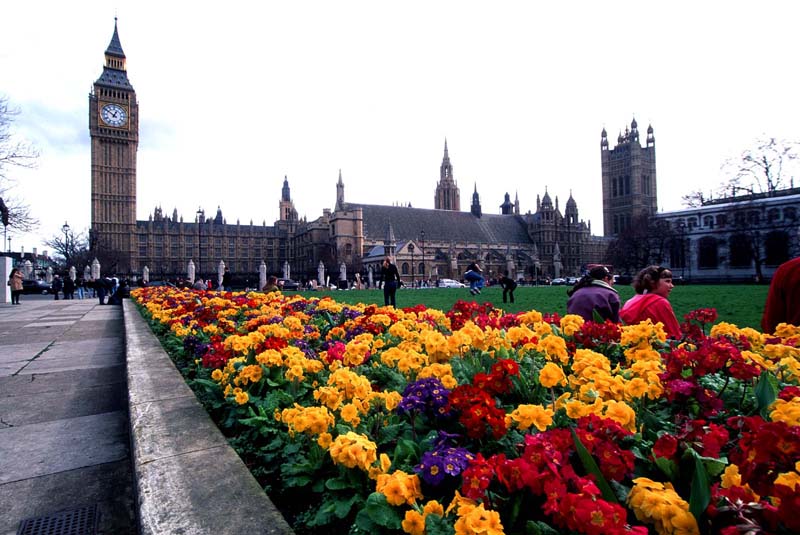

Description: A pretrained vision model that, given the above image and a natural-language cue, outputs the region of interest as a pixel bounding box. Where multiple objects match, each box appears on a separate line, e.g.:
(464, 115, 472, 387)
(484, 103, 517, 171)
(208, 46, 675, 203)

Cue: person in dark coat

(63, 277, 75, 300)
(222, 267, 232, 291)
(499, 271, 518, 304)
(566, 266, 620, 323)
(51, 275, 63, 300)
(378, 257, 401, 307)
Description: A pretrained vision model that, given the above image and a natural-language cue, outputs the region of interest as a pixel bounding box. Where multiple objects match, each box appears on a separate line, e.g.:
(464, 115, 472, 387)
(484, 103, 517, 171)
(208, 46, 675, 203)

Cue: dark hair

(567, 267, 612, 296)
(632, 265, 672, 294)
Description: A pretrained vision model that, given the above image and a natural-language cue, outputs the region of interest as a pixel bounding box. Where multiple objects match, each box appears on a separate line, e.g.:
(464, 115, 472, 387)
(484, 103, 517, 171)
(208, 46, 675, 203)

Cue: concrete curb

(123, 300, 295, 535)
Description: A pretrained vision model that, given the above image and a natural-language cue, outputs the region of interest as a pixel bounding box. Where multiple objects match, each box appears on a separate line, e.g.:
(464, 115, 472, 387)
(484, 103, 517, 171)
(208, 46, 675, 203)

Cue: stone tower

(279, 175, 298, 222)
(89, 19, 138, 272)
(470, 183, 482, 217)
(601, 118, 657, 236)
(434, 139, 460, 211)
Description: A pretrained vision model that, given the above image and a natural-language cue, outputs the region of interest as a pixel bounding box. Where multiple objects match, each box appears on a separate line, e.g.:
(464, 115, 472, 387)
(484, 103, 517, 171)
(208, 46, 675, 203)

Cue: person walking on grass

(379, 257, 401, 307)
(499, 271, 517, 304)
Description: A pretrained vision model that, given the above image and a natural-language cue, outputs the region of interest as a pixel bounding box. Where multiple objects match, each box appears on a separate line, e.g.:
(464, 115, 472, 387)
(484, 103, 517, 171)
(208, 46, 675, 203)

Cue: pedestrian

(63, 276, 75, 300)
(262, 275, 280, 293)
(76, 278, 85, 299)
(378, 256, 401, 307)
(499, 271, 518, 304)
(566, 266, 620, 322)
(52, 275, 63, 300)
(620, 265, 681, 339)
(8, 267, 23, 305)
(97, 276, 112, 305)
(761, 256, 800, 334)
(222, 267, 233, 291)
(192, 278, 207, 291)
(206, 279, 212, 290)
(464, 261, 484, 296)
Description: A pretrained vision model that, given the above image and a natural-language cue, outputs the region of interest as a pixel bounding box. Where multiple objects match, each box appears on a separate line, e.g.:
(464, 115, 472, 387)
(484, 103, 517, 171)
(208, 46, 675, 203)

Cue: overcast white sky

(2, 1, 799, 255)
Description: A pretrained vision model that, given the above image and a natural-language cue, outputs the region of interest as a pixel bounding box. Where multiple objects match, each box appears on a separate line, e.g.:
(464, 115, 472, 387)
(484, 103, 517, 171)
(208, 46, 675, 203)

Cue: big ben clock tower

(89, 19, 138, 273)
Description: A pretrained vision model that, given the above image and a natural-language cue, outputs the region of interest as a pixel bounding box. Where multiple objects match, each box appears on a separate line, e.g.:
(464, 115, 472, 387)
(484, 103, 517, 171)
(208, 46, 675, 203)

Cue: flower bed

(132, 287, 800, 535)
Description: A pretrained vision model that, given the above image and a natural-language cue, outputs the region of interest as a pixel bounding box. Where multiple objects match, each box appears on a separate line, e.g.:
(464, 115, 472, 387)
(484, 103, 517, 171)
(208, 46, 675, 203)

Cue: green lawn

(299, 284, 770, 331)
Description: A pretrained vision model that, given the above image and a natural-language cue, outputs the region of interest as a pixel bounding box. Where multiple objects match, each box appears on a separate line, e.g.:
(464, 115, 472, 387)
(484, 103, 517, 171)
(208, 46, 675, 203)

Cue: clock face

(100, 103, 128, 127)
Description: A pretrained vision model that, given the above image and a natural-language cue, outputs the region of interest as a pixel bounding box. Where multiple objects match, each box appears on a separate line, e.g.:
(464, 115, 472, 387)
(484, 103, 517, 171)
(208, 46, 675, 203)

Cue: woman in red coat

(620, 265, 681, 339)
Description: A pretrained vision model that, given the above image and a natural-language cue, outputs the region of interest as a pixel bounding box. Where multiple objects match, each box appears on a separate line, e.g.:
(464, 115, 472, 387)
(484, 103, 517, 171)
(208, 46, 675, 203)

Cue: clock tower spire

(89, 18, 139, 273)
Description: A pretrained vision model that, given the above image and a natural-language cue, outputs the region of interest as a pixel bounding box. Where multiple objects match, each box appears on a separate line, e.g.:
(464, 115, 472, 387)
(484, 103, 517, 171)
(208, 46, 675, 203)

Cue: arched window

(767, 208, 780, 223)
(698, 237, 718, 269)
(418, 263, 425, 275)
(785, 207, 797, 221)
(344, 243, 353, 256)
(729, 234, 752, 268)
(401, 263, 410, 275)
(669, 238, 686, 269)
(703, 216, 714, 229)
(765, 231, 790, 266)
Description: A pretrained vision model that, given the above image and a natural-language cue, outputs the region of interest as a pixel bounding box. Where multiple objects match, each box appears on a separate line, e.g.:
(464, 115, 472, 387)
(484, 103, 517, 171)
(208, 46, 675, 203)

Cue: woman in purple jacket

(566, 266, 620, 323)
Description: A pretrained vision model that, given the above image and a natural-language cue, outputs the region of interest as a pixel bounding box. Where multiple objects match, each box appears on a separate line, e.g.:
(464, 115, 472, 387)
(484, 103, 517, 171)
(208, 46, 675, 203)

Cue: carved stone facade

(655, 188, 800, 282)
(601, 119, 657, 237)
(89, 22, 607, 283)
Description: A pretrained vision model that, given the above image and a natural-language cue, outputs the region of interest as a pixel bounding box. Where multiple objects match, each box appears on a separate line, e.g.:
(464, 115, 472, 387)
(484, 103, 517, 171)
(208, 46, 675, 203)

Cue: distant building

(655, 187, 800, 282)
(601, 119, 657, 236)
(86, 21, 609, 284)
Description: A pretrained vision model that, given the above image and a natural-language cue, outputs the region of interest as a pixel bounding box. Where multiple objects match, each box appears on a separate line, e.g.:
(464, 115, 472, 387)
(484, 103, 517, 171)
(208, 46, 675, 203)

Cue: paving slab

(0, 460, 136, 535)
(0, 411, 129, 485)
(0, 382, 126, 426)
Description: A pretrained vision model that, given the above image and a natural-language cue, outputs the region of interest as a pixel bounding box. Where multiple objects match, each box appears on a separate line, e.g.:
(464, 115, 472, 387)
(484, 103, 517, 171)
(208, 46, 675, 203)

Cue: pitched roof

(345, 203, 532, 245)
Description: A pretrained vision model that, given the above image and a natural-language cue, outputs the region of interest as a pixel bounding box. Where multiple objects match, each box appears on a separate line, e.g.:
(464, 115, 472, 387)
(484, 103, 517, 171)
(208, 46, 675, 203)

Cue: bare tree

(682, 137, 799, 208)
(0, 95, 39, 233)
(605, 214, 677, 273)
(725, 137, 798, 194)
(43, 229, 91, 270)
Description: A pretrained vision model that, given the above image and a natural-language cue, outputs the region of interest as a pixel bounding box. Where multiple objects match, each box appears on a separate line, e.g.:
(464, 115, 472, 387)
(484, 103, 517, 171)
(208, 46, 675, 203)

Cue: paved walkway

(0, 296, 136, 535)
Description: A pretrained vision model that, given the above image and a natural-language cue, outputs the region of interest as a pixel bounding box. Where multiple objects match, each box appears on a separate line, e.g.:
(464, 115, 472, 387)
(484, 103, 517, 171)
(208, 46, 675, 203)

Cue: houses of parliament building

(90, 22, 669, 285)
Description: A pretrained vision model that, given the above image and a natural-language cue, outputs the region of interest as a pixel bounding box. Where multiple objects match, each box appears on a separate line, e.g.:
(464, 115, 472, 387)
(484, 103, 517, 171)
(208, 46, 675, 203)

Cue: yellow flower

(508, 404, 554, 432)
(602, 400, 637, 432)
(560, 314, 585, 336)
(423, 500, 444, 518)
(234, 390, 249, 405)
(329, 432, 378, 471)
(211, 369, 223, 381)
(339, 403, 361, 426)
(375, 470, 422, 506)
(401, 510, 425, 535)
(770, 398, 800, 427)
(539, 362, 567, 388)
(536, 335, 569, 364)
(453, 503, 504, 535)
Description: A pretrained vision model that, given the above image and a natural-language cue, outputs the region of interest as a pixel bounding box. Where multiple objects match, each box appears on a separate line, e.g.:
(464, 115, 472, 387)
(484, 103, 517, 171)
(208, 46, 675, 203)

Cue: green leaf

(334, 494, 360, 519)
(362, 492, 401, 529)
(325, 477, 350, 490)
(688, 449, 711, 521)
(525, 520, 561, 535)
(755, 371, 778, 417)
(654, 456, 678, 481)
(571, 428, 618, 504)
(425, 514, 456, 535)
(592, 308, 605, 323)
(393, 438, 421, 466)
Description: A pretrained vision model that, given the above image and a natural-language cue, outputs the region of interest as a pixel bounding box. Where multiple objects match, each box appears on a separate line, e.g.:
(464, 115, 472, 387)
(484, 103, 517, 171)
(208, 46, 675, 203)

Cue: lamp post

(196, 208, 203, 279)
(61, 221, 70, 267)
(408, 243, 415, 288)
(419, 230, 425, 286)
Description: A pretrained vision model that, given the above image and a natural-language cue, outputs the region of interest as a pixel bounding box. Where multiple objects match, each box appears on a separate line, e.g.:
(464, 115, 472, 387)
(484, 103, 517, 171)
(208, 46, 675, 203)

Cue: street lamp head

(62, 222, 70, 234)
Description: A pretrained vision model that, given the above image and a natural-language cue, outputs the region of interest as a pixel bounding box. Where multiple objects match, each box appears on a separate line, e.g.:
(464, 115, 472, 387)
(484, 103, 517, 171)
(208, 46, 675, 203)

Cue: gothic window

(345, 243, 353, 257)
(612, 179, 618, 197)
(418, 263, 425, 275)
(703, 216, 714, 229)
(401, 263, 410, 275)
(729, 234, 752, 268)
(624, 175, 631, 195)
(669, 238, 686, 269)
(747, 211, 760, 225)
(765, 231, 789, 266)
(687, 217, 697, 230)
(698, 237, 718, 269)
(642, 175, 650, 194)
(716, 214, 727, 227)
(767, 208, 780, 223)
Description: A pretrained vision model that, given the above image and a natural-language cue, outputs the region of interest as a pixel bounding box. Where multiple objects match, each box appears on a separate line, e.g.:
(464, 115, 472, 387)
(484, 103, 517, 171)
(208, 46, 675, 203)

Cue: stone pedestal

(0, 256, 11, 303)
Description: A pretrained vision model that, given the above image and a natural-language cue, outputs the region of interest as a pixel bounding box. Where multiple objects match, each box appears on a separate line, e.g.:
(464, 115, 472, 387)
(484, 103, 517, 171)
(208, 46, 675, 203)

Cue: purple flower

(397, 378, 451, 419)
(415, 445, 475, 486)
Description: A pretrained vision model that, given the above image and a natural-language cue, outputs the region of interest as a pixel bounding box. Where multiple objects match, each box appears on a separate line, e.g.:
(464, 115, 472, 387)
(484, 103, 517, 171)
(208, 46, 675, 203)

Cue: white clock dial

(101, 103, 128, 127)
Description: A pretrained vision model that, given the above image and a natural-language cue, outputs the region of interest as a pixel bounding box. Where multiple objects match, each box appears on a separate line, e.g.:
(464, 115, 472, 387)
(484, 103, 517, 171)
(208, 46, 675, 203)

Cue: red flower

(653, 434, 679, 460)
